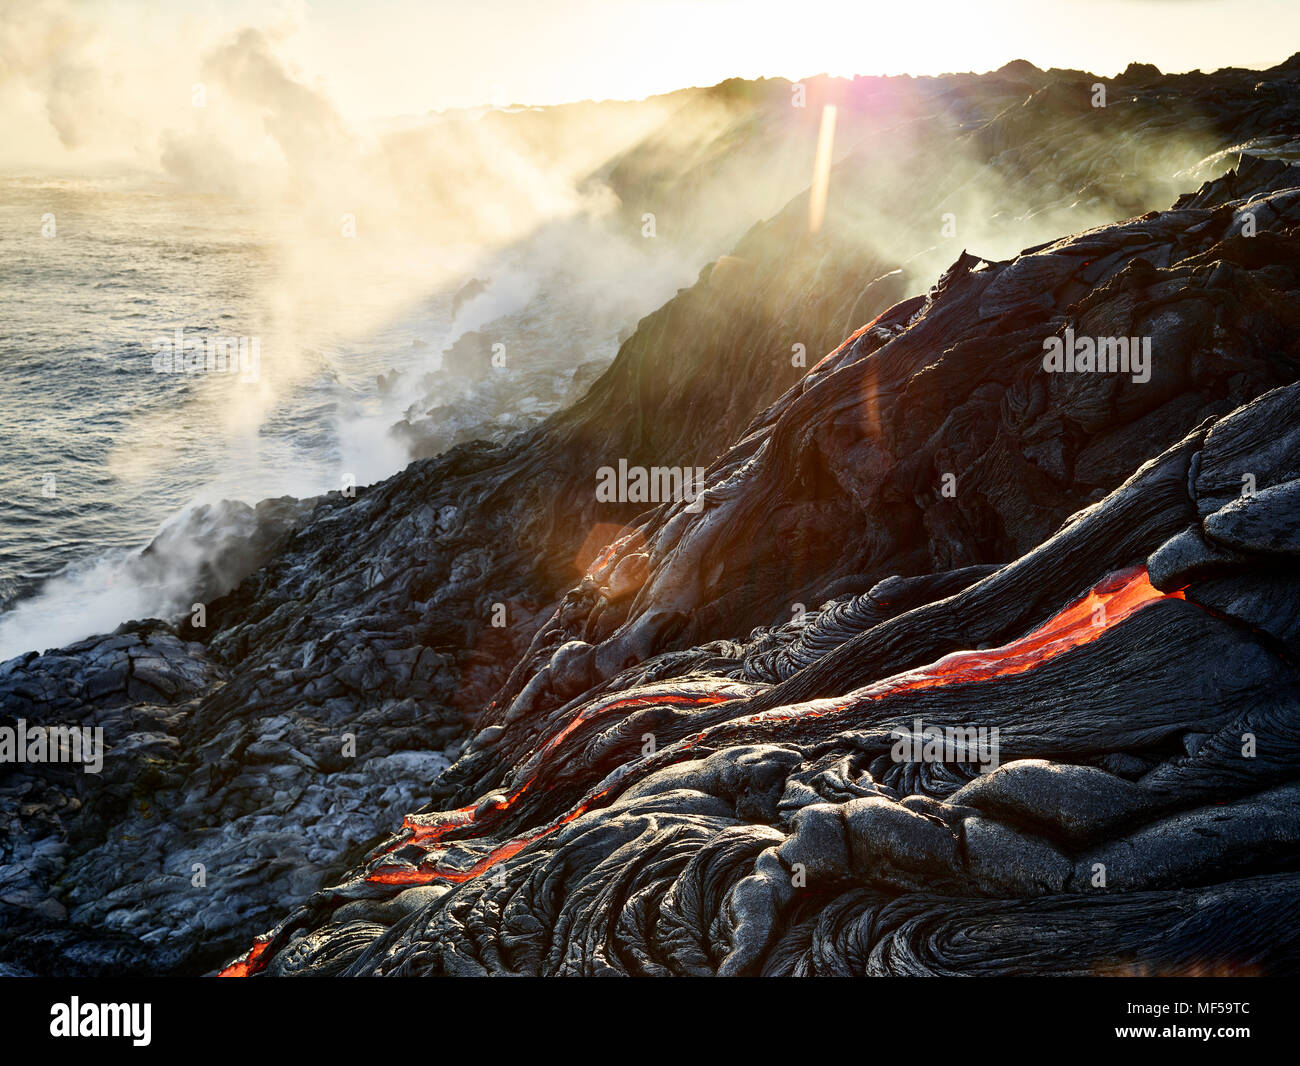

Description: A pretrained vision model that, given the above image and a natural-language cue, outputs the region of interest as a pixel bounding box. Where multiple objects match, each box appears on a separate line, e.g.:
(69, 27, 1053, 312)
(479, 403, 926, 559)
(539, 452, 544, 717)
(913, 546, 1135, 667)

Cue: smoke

(0, 0, 109, 149)
(2, 2, 743, 475)
(0, 3, 795, 657)
(0, 554, 137, 660)
(0, 5, 1234, 661)
(0, 489, 314, 659)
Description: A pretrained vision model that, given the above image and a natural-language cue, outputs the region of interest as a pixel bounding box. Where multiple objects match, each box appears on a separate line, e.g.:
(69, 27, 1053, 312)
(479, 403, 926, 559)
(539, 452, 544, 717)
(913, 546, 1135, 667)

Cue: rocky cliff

(4, 58, 1300, 976)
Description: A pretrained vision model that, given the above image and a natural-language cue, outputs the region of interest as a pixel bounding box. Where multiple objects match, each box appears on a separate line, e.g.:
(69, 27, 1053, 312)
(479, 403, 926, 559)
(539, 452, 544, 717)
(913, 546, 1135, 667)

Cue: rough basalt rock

(238, 373, 1300, 975)
(230, 167, 1300, 976)
(6, 59, 1300, 976)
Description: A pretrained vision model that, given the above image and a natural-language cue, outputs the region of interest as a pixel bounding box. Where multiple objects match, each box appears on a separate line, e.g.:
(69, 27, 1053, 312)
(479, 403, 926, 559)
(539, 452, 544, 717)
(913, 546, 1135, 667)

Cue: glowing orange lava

(367, 565, 1180, 887)
(223, 565, 1184, 975)
(853, 563, 1180, 697)
(217, 937, 271, 978)
(807, 300, 904, 376)
(376, 691, 734, 852)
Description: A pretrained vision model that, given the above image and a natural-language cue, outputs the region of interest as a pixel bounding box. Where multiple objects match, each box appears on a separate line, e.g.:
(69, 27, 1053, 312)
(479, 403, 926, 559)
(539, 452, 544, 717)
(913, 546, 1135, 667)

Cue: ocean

(0, 173, 664, 660)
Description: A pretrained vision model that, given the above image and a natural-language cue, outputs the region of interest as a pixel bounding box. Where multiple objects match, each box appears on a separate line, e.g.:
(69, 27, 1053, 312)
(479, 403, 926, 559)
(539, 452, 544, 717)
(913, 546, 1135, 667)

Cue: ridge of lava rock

(7, 60, 1300, 977)
(222, 165, 1300, 977)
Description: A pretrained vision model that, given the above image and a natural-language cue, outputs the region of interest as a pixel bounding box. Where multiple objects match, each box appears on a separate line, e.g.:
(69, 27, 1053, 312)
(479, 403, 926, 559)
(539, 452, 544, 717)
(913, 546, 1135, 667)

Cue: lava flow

(221, 564, 1183, 976)
(809, 304, 894, 375)
(852, 562, 1182, 697)
(386, 689, 737, 849)
(217, 937, 271, 978)
(368, 564, 1179, 884)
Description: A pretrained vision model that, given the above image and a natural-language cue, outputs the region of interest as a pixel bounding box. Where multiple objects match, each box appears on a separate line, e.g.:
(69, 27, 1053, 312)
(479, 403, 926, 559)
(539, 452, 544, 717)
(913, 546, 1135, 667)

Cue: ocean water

(0, 174, 650, 661)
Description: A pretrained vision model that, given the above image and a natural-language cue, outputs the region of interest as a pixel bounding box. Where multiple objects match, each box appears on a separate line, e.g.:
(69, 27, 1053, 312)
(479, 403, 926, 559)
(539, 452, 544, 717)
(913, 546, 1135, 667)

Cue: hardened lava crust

(4, 58, 1300, 977)
(239, 159, 1300, 977)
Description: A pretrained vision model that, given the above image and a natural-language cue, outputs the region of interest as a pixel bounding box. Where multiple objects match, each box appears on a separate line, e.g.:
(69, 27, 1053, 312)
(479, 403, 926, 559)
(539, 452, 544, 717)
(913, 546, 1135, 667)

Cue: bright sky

(3, 0, 1296, 166)
(296, 0, 1297, 116)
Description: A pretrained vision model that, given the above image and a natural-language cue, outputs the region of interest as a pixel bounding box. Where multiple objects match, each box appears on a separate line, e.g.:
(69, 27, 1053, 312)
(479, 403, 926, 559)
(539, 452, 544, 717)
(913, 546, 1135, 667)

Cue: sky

(297, 0, 1298, 116)
(2, 0, 1296, 167)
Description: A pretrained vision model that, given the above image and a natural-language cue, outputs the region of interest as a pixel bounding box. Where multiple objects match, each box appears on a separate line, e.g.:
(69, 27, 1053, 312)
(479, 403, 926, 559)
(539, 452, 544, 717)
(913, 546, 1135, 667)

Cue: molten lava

(217, 937, 271, 978)
(858, 563, 1178, 695)
(369, 564, 1178, 884)
(224, 564, 1183, 975)
(386, 690, 735, 850)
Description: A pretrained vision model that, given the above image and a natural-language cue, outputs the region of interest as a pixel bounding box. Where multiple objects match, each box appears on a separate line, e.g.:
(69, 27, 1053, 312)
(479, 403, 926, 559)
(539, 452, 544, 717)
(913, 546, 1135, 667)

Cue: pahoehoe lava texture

(6, 59, 1300, 977)
(226, 160, 1300, 977)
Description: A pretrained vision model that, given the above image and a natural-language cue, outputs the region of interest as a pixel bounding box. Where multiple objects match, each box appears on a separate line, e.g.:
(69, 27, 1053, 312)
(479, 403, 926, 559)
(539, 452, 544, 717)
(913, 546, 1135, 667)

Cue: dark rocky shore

(4, 57, 1300, 976)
